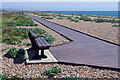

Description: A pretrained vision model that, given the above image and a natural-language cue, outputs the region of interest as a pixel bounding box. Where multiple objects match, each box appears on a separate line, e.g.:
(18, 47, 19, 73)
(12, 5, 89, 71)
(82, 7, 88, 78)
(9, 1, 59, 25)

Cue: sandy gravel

(1, 45, 120, 78)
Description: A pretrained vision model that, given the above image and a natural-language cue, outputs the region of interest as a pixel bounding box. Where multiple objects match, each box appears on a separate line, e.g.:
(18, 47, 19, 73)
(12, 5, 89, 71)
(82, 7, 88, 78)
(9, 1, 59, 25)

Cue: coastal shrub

(36, 34, 55, 44)
(35, 24, 38, 26)
(2, 12, 38, 27)
(4, 47, 18, 58)
(0, 74, 8, 79)
(84, 18, 94, 21)
(70, 19, 79, 22)
(58, 17, 63, 19)
(94, 18, 118, 23)
(11, 75, 20, 79)
(41, 17, 53, 19)
(28, 28, 46, 34)
(67, 16, 72, 20)
(112, 25, 119, 27)
(52, 15, 57, 18)
(23, 42, 32, 46)
(2, 27, 28, 45)
(38, 13, 50, 16)
(111, 19, 119, 23)
(79, 16, 93, 22)
(74, 17, 80, 20)
(41, 66, 62, 77)
(1, 47, 10, 52)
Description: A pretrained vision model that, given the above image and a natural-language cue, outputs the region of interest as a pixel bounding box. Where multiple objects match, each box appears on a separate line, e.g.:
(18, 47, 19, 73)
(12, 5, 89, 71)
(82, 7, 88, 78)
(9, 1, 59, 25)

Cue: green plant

(2, 12, 38, 27)
(70, 19, 79, 22)
(74, 17, 80, 20)
(23, 42, 32, 46)
(1, 47, 9, 52)
(112, 25, 119, 27)
(79, 16, 93, 22)
(0, 74, 8, 79)
(28, 28, 46, 34)
(36, 34, 55, 44)
(2, 27, 28, 45)
(4, 47, 18, 58)
(11, 75, 20, 79)
(41, 66, 62, 77)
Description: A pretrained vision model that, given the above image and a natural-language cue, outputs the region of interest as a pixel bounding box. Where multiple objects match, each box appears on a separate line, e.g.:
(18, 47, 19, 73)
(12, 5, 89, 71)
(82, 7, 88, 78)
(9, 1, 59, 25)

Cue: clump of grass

(112, 25, 119, 27)
(79, 16, 94, 22)
(1, 47, 9, 52)
(58, 17, 63, 19)
(41, 16, 53, 19)
(23, 42, 32, 46)
(94, 18, 119, 23)
(2, 12, 38, 27)
(20, 28, 55, 44)
(4, 47, 18, 58)
(2, 27, 28, 45)
(36, 34, 55, 44)
(70, 19, 79, 22)
(0, 74, 9, 79)
(4, 48, 26, 63)
(41, 66, 62, 78)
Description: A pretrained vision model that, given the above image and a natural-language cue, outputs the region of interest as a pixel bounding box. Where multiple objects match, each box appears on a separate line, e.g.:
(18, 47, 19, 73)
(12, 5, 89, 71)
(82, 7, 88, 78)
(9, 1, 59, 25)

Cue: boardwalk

(25, 13, 119, 69)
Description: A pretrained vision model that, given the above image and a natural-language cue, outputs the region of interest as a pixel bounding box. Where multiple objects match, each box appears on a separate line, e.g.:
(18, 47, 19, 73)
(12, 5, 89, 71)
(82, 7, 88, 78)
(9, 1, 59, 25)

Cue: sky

(1, 0, 120, 2)
(2, 2, 118, 11)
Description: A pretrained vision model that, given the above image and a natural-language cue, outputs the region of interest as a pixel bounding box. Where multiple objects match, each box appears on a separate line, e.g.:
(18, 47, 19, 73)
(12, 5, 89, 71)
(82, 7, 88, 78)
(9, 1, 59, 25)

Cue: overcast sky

(2, 2, 118, 11)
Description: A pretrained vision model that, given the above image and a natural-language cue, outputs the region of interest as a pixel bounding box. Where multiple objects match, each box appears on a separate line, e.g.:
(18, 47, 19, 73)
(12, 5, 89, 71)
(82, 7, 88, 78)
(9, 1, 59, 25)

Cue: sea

(49, 11, 118, 17)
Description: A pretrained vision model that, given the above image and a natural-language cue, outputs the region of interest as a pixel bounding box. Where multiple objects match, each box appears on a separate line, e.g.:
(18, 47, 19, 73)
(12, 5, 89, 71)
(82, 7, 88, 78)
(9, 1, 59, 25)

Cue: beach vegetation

(0, 74, 9, 79)
(41, 16, 53, 19)
(112, 25, 119, 27)
(2, 12, 38, 27)
(1, 47, 10, 52)
(23, 42, 32, 46)
(70, 19, 79, 22)
(58, 17, 64, 19)
(4, 48, 26, 63)
(74, 17, 80, 20)
(4, 47, 18, 58)
(41, 66, 62, 77)
(2, 27, 28, 45)
(94, 18, 119, 23)
(20, 28, 55, 44)
(36, 34, 55, 44)
(79, 16, 94, 22)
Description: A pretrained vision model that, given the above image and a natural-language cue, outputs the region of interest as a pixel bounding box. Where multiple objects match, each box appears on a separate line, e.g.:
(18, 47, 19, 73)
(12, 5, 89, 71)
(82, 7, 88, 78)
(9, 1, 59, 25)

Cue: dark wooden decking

(25, 13, 119, 69)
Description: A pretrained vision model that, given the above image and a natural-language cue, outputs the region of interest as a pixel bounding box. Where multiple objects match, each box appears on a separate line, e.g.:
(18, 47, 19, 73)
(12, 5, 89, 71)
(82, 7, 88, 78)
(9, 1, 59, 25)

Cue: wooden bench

(28, 30, 51, 59)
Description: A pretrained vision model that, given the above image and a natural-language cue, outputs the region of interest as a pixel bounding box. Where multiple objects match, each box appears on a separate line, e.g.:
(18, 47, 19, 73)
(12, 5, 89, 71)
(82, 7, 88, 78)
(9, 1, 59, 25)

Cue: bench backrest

(28, 30, 36, 46)
(28, 30, 51, 49)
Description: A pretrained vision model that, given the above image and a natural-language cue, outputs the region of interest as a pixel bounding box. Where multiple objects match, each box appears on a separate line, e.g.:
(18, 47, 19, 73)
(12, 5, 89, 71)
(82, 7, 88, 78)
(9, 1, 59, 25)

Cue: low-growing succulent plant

(41, 66, 62, 78)
(4, 47, 18, 58)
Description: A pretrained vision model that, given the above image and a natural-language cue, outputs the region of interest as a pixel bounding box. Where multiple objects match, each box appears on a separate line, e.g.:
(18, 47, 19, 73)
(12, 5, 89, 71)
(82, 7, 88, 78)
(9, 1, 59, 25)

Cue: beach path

(25, 13, 119, 69)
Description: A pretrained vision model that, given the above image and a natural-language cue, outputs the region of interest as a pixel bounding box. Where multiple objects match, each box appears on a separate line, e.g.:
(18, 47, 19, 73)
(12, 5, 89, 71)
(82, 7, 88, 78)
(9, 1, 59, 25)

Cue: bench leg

(40, 49, 47, 58)
(32, 49, 47, 59)
(32, 50, 40, 59)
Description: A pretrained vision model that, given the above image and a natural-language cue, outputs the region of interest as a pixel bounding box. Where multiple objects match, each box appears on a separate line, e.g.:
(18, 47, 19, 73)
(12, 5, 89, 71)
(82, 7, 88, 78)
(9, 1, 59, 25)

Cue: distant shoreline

(47, 11, 118, 18)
